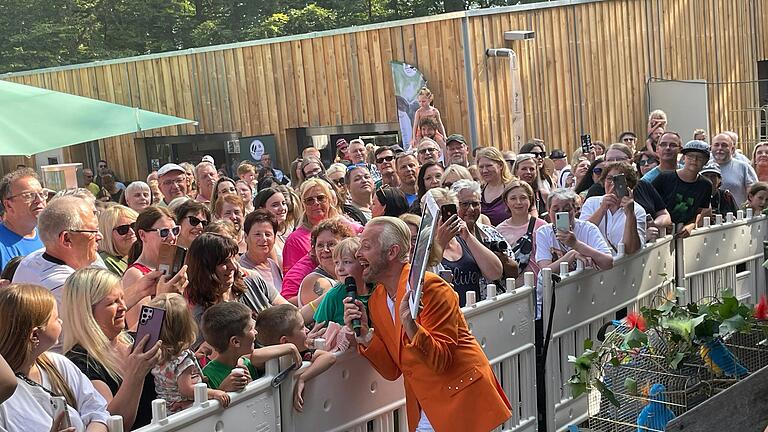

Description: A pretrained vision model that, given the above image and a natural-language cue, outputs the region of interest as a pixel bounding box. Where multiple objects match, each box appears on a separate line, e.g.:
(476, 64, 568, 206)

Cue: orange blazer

(359, 265, 511, 432)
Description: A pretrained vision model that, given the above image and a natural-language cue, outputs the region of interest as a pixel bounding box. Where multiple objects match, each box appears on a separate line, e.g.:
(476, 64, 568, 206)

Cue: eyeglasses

(637, 159, 658, 167)
(331, 178, 345, 187)
(68, 229, 100, 236)
(527, 151, 546, 158)
(592, 167, 604, 174)
(459, 201, 481, 209)
(113, 223, 136, 236)
(315, 241, 338, 251)
(418, 147, 439, 154)
(303, 195, 328, 206)
(6, 191, 46, 203)
(144, 226, 181, 238)
(376, 155, 395, 164)
(186, 215, 209, 227)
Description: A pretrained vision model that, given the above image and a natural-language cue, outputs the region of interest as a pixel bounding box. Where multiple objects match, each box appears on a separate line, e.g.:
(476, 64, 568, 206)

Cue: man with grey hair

(0, 168, 47, 270)
(12, 195, 102, 304)
(195, 161, 219, 204)
(344, 216, 511, 432)
(535, 188, 613, 276)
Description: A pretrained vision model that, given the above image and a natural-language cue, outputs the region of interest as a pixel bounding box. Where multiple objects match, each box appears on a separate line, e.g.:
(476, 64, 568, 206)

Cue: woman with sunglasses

(98, 205, 139, 276)
(634, 151, 659, 177)
(574, 157, 605, 198)
(520, 142, 555, 195)
(326, 163, 348, 200)
(123, 206, 184, 330)
(173, 199, 212, 249)
(282, 178, 343, 273)
(477, 147, 515, 226)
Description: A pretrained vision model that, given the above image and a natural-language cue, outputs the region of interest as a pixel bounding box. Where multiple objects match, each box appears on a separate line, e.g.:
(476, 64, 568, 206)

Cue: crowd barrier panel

(678, 213, 767, 304)
(125, 285, 537, 432)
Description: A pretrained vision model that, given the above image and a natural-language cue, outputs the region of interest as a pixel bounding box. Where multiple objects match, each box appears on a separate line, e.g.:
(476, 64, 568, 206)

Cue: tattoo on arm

(312, 280, 325, 296)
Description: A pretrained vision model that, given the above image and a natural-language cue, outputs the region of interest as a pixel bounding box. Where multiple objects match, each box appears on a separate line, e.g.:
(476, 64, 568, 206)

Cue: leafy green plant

(568, 287, 766, 407)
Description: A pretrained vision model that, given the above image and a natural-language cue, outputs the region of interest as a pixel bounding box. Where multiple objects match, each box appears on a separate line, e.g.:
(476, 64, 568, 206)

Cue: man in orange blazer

(344, 217, 511, 431)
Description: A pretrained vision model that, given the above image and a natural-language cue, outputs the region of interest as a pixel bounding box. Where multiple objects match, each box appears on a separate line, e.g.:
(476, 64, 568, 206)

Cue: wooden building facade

(1, 0, 767, 181)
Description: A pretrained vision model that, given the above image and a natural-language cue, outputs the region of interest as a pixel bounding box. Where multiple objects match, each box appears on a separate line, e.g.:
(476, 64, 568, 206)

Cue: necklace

(15, 370, 61, 398)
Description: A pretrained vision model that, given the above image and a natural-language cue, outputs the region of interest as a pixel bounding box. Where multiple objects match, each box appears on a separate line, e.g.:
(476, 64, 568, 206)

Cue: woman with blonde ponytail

(0, 283, 110, 431)
(63, 268, 161, 430)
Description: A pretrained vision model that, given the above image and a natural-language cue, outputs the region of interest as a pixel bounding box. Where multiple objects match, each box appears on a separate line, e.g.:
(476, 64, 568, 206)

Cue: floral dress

(151, 349, 203, 413)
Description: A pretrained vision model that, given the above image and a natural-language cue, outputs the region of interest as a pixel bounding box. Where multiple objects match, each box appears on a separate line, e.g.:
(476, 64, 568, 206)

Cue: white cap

(202, 155, 215, 165)
(157, 163, 185, 177)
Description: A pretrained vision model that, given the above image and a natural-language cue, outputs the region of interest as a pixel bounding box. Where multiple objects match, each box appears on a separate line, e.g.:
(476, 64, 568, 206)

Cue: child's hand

(219, 369, 251, 392)
(293, 378, 306, 412)
(285, 344, 302, 366)
(195, 341, 214, 361)
(209, 389, 231, 408)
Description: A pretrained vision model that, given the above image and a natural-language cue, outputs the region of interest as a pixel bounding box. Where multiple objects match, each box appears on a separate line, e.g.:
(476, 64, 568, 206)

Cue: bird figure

(699, 338, 748, 378)
(636, 383, 675, 432)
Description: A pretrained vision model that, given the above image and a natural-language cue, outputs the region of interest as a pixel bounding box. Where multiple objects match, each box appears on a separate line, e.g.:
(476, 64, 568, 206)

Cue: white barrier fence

(542, 214, 768, 432)
(116, 216, 766, 432)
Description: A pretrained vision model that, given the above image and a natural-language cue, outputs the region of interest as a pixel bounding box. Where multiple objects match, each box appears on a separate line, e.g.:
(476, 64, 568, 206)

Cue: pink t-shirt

(282, 225, 312, 272)
(496, 217, 547, 286)
(281, 254, 316, 300)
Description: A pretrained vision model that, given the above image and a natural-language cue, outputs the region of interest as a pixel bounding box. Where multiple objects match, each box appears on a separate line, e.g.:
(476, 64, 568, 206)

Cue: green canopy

(0, 79, 195, 156)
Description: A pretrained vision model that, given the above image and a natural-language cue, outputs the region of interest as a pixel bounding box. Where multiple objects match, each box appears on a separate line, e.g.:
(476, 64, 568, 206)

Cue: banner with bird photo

(390, 61, 427, 152)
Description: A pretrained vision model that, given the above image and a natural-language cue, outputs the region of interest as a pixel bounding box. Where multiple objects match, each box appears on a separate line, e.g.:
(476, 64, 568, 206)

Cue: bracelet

(309, 300, 318, 311)
(355, 327, 374, 346)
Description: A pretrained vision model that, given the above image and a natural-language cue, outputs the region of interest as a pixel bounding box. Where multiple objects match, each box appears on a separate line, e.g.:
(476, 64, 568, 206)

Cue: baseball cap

(157, 163, 186, 177)
(700, 163, 721, 177)
(681, 140, 710, 157)
(201, 155, 215, 164)
(336, 138, 349, 149)
(446, 134, 467, 146)
(549, 149, 566, 159)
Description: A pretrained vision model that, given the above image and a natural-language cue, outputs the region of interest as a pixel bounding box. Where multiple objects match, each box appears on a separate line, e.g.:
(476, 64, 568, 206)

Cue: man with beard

(395, 152, 420, 205)
(710, 132, 756, 205)
(195, 161, 219, 204)
(0, 168, 47, 270)
(445, 134, 470, 167)
(374, 146, 401, 188)
(344, 217, 511, 432)
(343, 164, 375, 224)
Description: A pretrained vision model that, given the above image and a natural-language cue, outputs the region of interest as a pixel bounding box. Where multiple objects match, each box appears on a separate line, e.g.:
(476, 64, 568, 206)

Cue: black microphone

(345, 276, 361, 336)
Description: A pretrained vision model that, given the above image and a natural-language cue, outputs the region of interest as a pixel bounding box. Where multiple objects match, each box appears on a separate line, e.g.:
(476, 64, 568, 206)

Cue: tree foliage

(0, 0, 540, 73)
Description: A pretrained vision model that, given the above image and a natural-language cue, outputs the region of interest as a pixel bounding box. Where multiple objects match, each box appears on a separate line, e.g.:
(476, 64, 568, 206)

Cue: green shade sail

(0, 79, 195, 156)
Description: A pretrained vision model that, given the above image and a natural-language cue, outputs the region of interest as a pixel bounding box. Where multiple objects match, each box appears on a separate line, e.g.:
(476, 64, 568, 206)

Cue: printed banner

(390, 61, 427, 151)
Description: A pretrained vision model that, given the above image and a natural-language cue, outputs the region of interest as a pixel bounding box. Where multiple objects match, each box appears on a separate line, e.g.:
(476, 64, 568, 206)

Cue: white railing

(111, 216, 766, 432)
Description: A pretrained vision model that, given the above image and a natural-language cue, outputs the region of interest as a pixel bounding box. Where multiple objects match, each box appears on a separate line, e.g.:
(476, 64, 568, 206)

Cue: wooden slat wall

(2, 0, 766, 179)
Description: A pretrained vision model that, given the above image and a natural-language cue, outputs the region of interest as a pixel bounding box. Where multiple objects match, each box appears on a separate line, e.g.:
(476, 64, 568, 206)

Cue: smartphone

(441, 204, 457, 222)
(157, 243, 187, 276)
(580, 134, 592, 154)
(50, 396, 71, 429)
(555, 212, 571, 232)
(134, 305, 166, 353)
(613, 173, 628, 199)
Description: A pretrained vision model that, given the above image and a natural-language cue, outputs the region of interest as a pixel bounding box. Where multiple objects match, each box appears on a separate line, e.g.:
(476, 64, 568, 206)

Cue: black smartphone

(581, 134, 592, 154)
(134, 305, 166, 353)
(613, 174, 628, 199)
(441, 204, 457, 222)
(158, 244, 187, 276)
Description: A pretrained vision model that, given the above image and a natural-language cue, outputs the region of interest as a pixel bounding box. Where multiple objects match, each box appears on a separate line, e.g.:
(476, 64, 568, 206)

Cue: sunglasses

(592, 167, 604, 174)
(304, 195, 328, 206)
(186, 215, 209, 227)
(113, 223, 136, 236)
(331, 177, 345, 187)
(637, 159, 658, 167)
(376, 155, 395, 164)
(528, 151, 546, 158)
(145, 226, 181, 238)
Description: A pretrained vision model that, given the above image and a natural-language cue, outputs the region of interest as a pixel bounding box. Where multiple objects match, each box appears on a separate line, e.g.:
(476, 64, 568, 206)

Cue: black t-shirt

(711, 189, 738, 216)
(441, 236, 481, 307)
(585, 183, 605, 199)
(633, 180, 667, 217)
(651, 171, 711, 224)
(66, 344, 156, 430)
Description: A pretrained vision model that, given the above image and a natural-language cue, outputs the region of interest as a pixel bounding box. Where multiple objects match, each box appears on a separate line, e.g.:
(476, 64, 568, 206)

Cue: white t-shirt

(579, 196, 647, 254)
(0, 353, 110, 432)
(556, 165, 572, 188)
(12, 249, 107, 306)
(534, 219, 612, 264)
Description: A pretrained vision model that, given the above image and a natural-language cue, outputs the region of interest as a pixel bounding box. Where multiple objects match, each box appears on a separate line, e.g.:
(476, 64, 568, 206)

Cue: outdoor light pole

(486, 30, 535, 151)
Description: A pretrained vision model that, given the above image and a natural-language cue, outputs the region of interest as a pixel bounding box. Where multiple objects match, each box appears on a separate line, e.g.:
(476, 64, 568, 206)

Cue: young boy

(201, 302, 301, 391)
(255, 304, 336, 411)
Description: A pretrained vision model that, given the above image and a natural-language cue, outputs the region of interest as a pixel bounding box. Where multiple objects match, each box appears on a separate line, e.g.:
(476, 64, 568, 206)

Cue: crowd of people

(0, 93, 766, 431)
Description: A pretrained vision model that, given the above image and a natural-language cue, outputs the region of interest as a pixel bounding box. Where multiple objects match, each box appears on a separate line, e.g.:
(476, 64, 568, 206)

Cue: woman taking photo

(240, 210, 283, 294)
(297, 218, 355, 308)
(496, 180, 548, 286)
(173, 199, 211, 249)
(477, 147, 514, 226)
(0, 284, 110, 431)
(185, 233, 290, 327)
(282, 178, 343, 272)
(123, 206, 186, 330)
(98, 205, 139, 276)
(63, 268, 161, 430)
(121, 181, 152, 214)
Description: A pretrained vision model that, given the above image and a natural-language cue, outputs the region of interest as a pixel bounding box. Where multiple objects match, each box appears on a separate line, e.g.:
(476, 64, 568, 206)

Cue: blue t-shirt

(0, 223, 43, 272)
(404, 192, 417, 206)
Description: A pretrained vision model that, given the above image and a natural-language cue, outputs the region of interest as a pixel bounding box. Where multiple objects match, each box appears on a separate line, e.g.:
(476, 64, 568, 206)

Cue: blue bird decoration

(636, 383, 675, 432)
(699, 338, 748, 378)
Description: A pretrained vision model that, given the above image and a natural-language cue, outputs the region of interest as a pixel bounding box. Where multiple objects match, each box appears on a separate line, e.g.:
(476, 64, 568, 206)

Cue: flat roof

(1, 0, 604, 78)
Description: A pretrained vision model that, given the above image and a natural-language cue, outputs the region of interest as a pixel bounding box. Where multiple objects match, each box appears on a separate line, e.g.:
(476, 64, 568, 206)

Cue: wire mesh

(587, 321, 768, 431)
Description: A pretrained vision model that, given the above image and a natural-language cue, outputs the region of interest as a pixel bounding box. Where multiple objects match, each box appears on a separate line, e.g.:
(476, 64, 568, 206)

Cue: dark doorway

(759, 61, 768, 140)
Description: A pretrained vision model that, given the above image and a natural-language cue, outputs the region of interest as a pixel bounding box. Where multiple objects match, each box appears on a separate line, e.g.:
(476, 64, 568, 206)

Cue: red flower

(754, 295, 768, 320)
(627, 312, 647, 331)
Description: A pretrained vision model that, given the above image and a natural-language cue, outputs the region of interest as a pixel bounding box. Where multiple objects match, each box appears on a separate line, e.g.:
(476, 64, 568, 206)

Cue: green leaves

(624, 328, 648, 349)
